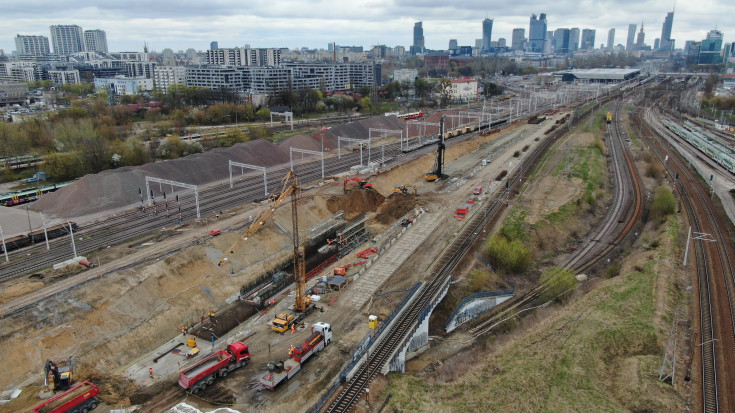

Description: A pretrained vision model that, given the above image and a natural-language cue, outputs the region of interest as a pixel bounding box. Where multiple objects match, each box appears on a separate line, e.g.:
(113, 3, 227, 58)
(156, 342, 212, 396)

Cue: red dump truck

(178, 341, 250, 394)
(32, 381, 100, 413)
(260, 322, 332, 390)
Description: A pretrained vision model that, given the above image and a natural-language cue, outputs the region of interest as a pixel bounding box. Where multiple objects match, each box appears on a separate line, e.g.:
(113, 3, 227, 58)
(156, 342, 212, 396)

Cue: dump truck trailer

(259, 322, 332, 390)
(178, 341, 250, 393)
(32, 381, 100, 413)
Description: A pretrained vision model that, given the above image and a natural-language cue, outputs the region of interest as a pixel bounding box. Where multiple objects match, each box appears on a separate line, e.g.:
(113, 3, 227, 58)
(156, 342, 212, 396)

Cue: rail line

(639, 101, 735, 412)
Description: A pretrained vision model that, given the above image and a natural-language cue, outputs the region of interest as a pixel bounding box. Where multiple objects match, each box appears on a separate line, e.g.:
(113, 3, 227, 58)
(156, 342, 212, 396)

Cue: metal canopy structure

(228, 160, 267, 196)
(337, 136, 369, 164)
(270, 111, 294, 130)
(290, 147, 325, 179)
(145, 176, 200, 218)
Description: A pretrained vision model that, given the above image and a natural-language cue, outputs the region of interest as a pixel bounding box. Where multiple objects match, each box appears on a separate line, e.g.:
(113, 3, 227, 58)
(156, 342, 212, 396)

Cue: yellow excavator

(424, 116, 446, 182)
(392, 185, 417, 195)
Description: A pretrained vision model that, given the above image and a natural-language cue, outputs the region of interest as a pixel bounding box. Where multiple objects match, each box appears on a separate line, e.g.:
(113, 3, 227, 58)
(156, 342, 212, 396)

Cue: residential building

(94, 76, 154, 95)
(607, 29, 615, 51)
(15, 35, 50, 56)
(110, 52, 149, 61)
(569, 28, 580, 52)
(626, 24, 637, 51)
(161, 48, 175, 65)
(482, 18, 493, 51)
(449, 77, 478, 101)
(528, 13, 547, 53)
(126, 61, 156, 79)
(186, 49, 198, 61)
(449, 39, 458, 51)
(512, 28, 526, 51)
(659, 11, 674, 52)
(205, 48, 282, 66)
(698, 29, 723, 64)
(210, 41, 218, 50)
(424, 54, 450, 71)
(47, 69, 80, 85)
(0, 62, 37, 82)
(581, 29, 596, 50)
(153, 66, 186, 92)
(412, 22, 425, 54)
(498, 38, 506, 48)
(0, 82, 28, 107)
(84, 29, 108, 53)
(49, 25, 85, 55)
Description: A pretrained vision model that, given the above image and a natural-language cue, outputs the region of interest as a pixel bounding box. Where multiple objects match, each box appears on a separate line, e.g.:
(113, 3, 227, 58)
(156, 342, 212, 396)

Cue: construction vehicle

(333, 263, 352, 275)
(31, 381, 100, 413)
(45, 359, 73, 392)
(392, 184, 417, 195)
(344, 177, 373, 192)
(177, 341, 250, 394)
(356, 247, 378, 259)
(272, 313, 296, 333)
(606, 112, 613, 123)
(259, 322, 333, 390)
(424, 116, 446, 182)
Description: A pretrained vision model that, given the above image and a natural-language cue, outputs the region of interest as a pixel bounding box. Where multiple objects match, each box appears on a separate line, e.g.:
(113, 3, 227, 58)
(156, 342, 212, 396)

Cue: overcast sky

(1, 0, 732, 53)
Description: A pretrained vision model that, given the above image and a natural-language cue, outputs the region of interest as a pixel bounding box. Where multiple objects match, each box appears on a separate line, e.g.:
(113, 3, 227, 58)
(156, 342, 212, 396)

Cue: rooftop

(553, 68, 641, 81)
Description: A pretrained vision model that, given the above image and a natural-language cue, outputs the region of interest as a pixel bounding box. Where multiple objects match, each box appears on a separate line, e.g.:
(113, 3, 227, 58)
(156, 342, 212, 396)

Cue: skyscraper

(412, 22, 424, 54)
(482, 18, 493, 51)
(449, 39, 458, 51)
(659, 11, 674, 52)
(553, 28, 570, 54)
(698, 29, 723, 64)
(210, 41, 219, 50)
(569, 28, 580, 52)
(529, 13, 547, 53)
(84, 29, 108, 53)
(636, 23, 645, 50)
(512, 28, 526, 51)
(15, 35, 50, 56)
(607, 28, 615, 51)
(581, 29, 596, 50)
(50, 25, 85, 55)
(626, 24, 637, 51)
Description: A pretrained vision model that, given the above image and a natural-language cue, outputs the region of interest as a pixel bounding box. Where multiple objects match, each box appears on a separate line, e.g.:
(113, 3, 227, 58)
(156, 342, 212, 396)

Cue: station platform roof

(554, 68, 642, 82)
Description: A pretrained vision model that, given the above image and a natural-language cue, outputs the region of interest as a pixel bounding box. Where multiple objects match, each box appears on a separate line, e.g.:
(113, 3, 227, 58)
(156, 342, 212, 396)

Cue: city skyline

(0, 1, 732, 53)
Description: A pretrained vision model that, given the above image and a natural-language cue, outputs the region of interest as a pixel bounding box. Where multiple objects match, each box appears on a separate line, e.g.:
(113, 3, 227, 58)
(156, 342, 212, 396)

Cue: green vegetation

(539, 267, 578, 303)
(485, 235, 531, 274)
(386, 217, 684, 412)
(649, 186, 677, 222)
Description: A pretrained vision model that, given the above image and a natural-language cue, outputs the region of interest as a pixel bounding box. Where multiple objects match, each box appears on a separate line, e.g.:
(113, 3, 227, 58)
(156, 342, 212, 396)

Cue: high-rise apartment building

(412, 22, 425, 54)
(511, 28, 526, 51)
(15, 35, 50, 56)
(529, 13, 547, 53)
(49, 25, 85, 55)
(581, 29, 596, 50)
(84, 29, 108, 53)
(210, 41, 218, 50)
(449, 39, 458, 50)
(659, 11, 674, 52)
(607, 29, 615, 51)
(569, 28, 580, 52)
(482, 18, 493, 51)
(626, 24, 637, 51)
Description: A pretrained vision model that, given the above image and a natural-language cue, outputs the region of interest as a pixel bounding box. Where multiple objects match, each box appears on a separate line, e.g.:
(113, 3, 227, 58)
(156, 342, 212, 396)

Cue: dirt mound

(32, 139, 290, 218)
(277, 134, 324, 153)
(375, 195, 419, 224)
(326, 189, 385, 218)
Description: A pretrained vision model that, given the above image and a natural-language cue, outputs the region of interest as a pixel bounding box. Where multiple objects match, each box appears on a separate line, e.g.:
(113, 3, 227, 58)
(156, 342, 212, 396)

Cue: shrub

(468, 269, 491, 291)
(645, 162, 664, 179)
(496, 170, 508, 180)
(592, 138, 604, 153)
(522, 145, 529, 152)
(486, 235, 531, 274)
(513, 151, 520, 157)
(649, 186, 676, 222)
(538, 267, 578, 303)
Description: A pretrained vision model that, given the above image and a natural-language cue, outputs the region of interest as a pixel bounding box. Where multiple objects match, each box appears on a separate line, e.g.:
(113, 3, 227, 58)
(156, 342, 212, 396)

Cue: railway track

(321, 101, 595, 413)
(639, 104, 735, 412)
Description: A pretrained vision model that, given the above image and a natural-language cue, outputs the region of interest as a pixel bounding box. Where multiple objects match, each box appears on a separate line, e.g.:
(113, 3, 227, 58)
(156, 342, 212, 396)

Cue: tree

(438, 78, 452, 107)
(485, 235, 531, 274)
(358, 97, 372, 113)
(255, 107, 271, 121)
(649, 186, 677, 222)
(539, 267, 578, 303)
(414, 77, 432, 99)
(222, 127, 249, 146)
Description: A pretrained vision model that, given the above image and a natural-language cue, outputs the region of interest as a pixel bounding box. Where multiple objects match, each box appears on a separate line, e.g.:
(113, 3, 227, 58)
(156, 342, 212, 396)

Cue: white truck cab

(312, 322, 332, 345)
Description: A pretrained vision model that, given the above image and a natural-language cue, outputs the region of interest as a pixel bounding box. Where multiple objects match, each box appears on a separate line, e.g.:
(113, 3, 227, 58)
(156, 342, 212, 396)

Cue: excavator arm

(218, 172, 298, 266)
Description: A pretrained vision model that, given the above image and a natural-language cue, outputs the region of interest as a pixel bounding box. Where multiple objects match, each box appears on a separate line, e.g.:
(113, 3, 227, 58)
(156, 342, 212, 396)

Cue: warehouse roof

(554, 68, 641, 81)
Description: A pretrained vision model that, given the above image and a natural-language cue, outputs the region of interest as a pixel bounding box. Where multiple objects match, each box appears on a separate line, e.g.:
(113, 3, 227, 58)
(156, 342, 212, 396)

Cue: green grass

(385, 218, 684, 412)
(500, 209, 528, 240)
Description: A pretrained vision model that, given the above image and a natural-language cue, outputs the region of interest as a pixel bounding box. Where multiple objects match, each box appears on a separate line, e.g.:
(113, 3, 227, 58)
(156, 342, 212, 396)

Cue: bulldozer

(392, 185, 417, 196)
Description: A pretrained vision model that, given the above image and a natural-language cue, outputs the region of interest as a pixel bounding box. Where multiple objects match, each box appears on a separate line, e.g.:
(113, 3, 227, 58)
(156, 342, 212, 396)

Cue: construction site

(0, 77, 710, 413)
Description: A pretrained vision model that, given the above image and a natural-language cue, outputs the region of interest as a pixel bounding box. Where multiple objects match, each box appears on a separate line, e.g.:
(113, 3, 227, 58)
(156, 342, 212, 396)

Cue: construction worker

(149, 367, 153, 378)
(200, 315, 205, 323)
(291, 323, 295, 334)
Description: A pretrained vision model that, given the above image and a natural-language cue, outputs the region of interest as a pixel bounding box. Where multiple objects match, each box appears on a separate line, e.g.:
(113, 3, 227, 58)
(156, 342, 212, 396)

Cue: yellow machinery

(45, 359, 73, 392)
(606, 112, 613, 123)
(425, 116, 446, 182)
(271, 313, 296, 333)
(392, 185, 417, 195)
